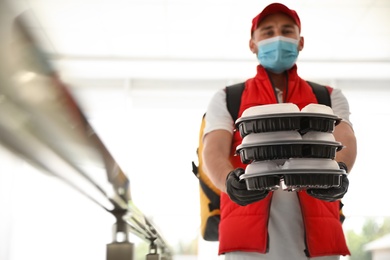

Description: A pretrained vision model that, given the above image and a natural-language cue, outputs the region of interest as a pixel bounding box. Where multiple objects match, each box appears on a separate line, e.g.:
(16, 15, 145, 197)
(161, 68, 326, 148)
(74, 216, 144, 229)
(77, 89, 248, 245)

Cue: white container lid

(241, 103, 300, 117)
(282, 158, 339, 170)
(301, 103, 334, 115)
(241, 131, 302, 145)
(245, 160, 280, 175)
(302, 132, 336, 142)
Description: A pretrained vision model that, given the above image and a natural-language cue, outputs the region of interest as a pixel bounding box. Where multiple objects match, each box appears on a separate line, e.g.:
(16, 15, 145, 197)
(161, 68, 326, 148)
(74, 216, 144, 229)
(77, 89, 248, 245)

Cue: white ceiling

(6, 0, 390, 79)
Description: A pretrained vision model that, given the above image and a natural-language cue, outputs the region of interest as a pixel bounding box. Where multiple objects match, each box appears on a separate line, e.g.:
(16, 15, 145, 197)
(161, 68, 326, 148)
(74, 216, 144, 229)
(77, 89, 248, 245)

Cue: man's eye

(264, 31, 274, 36)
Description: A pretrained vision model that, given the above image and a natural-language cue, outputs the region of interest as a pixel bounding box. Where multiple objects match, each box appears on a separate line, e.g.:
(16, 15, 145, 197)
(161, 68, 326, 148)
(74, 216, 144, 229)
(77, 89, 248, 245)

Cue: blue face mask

(257, 36, 299, 74)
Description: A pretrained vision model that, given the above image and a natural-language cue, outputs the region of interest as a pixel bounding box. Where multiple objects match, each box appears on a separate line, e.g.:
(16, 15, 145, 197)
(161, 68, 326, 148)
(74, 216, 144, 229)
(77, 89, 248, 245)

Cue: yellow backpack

(192, 81, 342, 241)
(191, 83, 245, 241)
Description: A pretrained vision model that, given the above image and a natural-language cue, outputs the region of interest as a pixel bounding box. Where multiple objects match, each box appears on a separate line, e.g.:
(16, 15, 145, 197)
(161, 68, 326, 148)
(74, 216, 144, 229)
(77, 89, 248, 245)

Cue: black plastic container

(244, 175, 281, 191)
(240, 170, 345, 191)
(299, 114, 341, 134)
(236, 115, 301, 137)
(282, 171, 344, 191)
(236, 141, 343, 164)
(236, 113, 341, 138)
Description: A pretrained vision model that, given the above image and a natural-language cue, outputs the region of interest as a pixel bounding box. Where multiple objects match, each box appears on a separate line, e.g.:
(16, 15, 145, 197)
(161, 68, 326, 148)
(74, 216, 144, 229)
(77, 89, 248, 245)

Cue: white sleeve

(203, 89, 234, 136)
(330, 88, 353, 127)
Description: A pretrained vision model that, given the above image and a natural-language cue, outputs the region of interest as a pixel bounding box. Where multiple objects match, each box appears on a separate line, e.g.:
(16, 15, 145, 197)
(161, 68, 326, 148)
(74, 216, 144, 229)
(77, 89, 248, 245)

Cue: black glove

(226, 168, 269, 206)
(306, 162, 349, 202)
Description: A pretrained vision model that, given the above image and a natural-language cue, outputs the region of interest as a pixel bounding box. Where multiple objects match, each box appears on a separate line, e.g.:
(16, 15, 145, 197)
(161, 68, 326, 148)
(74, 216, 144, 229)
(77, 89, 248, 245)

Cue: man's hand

(306, 162, 349, 202)
(226, 168, 269, 206)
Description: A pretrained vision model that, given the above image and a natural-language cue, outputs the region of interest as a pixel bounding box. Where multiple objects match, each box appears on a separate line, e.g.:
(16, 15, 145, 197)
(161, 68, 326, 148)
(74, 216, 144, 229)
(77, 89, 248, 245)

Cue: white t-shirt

(203, 86, 351, 260)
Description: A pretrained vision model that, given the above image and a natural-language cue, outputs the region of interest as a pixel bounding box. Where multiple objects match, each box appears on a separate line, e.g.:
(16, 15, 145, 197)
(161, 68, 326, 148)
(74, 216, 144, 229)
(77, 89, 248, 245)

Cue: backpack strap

(226, 82, 245, 122)
(192, 82, 245, 178)
(306, 81, 331, 107)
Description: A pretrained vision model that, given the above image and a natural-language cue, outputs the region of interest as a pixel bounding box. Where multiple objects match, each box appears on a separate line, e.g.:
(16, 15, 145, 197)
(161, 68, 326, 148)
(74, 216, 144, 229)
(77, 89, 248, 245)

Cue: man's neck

(267, 70, 288, 91)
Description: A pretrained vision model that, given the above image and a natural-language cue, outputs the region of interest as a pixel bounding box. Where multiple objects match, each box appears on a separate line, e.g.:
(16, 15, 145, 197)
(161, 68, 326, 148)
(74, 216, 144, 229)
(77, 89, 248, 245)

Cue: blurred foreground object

(0, 1, 172, 259)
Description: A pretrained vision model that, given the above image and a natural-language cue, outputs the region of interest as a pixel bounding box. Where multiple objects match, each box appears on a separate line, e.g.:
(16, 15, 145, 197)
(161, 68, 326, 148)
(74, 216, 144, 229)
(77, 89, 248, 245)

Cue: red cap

(251, 3, 301, 35)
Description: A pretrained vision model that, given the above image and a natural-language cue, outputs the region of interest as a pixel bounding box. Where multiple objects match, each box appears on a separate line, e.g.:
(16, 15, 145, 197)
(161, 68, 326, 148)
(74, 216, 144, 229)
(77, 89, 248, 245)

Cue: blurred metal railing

(0, 2, 172, 259)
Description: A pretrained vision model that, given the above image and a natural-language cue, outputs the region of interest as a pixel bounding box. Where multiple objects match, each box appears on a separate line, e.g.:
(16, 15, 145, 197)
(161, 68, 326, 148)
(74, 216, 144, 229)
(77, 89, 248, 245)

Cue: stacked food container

(235, 103, 346, 191)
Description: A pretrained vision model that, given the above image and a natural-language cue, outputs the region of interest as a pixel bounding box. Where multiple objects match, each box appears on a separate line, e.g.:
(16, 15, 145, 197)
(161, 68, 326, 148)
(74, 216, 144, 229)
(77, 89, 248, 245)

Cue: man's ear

(298, 36, 304, 51)
(249, 38, 257, 54)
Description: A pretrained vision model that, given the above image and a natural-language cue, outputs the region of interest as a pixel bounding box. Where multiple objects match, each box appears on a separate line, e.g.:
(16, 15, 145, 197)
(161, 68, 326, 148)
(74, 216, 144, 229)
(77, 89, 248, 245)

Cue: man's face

(250, 13, 303, 54)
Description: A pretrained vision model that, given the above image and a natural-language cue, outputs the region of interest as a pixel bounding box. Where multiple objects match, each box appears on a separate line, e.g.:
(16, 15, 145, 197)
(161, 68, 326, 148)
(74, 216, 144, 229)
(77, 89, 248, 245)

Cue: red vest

(218, 65, 350, 257)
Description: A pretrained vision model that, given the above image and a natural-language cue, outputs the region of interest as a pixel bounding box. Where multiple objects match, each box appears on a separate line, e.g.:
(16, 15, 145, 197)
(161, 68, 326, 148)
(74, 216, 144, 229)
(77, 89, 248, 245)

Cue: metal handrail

(0, 3, 172, 259)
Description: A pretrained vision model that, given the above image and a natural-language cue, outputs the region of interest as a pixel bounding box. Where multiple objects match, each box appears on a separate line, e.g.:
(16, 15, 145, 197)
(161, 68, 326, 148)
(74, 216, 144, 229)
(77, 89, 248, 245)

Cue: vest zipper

(283, 72, 289, 102)
(267, 71, 289, 103)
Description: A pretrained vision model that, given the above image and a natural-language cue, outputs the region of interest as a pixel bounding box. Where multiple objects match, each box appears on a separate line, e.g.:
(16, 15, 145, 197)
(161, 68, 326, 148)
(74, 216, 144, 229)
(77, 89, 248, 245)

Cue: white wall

(372, 249, 390, 260)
